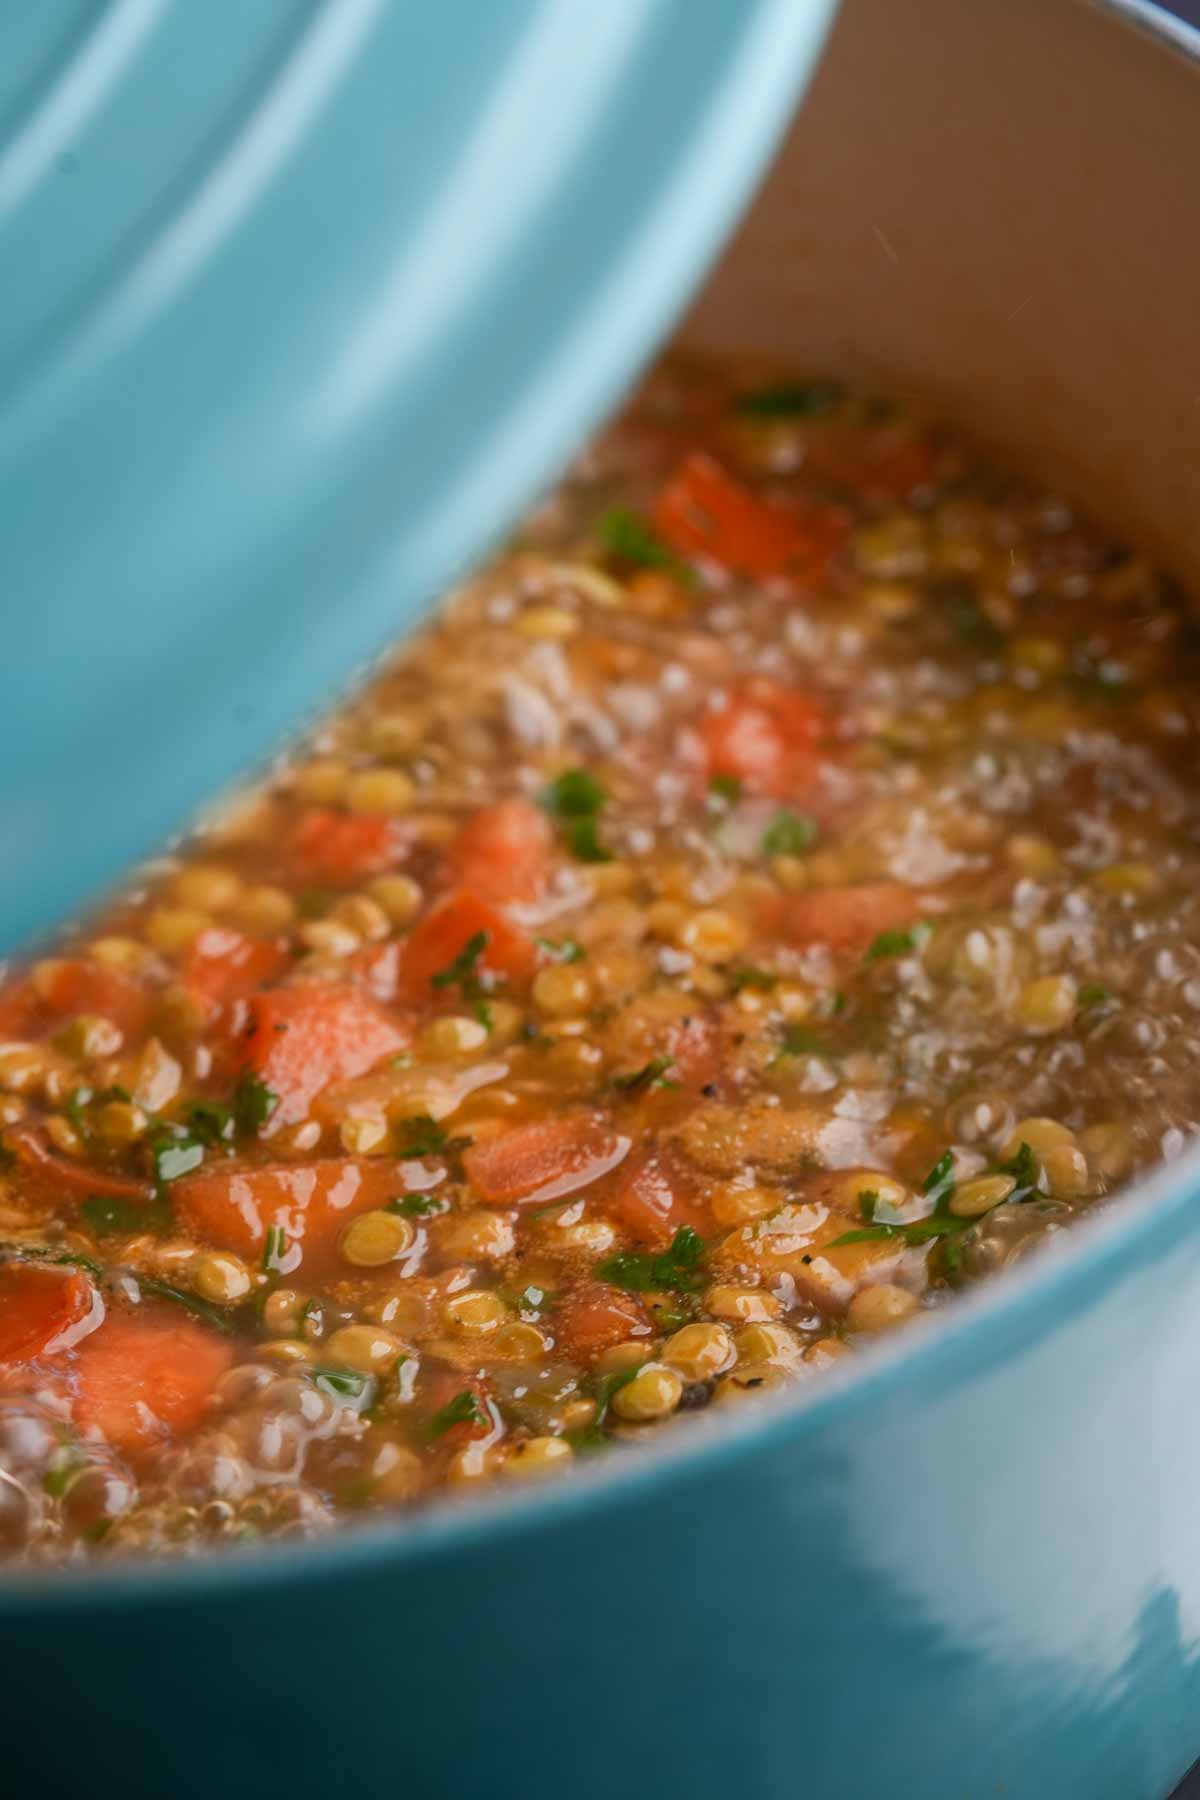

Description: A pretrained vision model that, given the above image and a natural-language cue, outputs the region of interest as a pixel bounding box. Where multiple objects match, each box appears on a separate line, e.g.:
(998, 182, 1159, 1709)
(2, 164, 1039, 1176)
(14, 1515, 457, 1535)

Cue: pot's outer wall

(8, 2, 1200, 1796)
(10, 1213, 1200, 1800)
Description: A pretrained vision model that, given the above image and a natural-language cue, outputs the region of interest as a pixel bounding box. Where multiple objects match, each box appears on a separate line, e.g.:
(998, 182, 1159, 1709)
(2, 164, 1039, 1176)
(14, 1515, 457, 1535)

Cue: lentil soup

(2, 358, 1197, 1563)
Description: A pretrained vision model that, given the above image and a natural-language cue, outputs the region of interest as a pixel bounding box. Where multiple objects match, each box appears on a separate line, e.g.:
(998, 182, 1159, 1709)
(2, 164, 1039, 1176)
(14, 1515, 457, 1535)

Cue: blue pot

(5, 2, 1200, 1796)
(0, 0, 834, 953)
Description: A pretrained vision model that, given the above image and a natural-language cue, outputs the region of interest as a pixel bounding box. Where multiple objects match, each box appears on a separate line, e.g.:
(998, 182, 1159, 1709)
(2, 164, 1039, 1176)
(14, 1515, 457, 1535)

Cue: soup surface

(2, 359, 1198, 1562)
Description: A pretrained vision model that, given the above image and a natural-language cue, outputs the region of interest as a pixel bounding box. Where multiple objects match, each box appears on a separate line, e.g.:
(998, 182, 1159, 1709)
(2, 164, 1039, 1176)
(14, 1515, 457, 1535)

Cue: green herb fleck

(613, 1055, 678, 1094)
(233, 1073, 279, 1137)
(864, 922, 932, 962)
(261, 1224, 289, 1274)
(189, 1100, 234, 1147)
(64, 1087, 93, 1140)
(708, 774, 743, 807)
(778, 1024, 830, 1058)
(427, 1389, 487, 1438)
(398, 1116, 448, 1158)
(431, 929, 488, 995)
(386, 1191, 448, 1218)
(146, 1125, 205, 1185)
(762, 810, 818, 856)
(474, 1000, 494, 1032)
(568, 1363, 644, 1449)
(138, 1276, 239, 1335)
(539, 769, 612, 865)
(598, 1225, 706, 1295)
(858, 1189, 880, 1222)
(996, 1140, 1045, 1202)
(1078, 983, 1112, 1008)
(922, 1150, 957, 1209)
(81, 1191, 171, 1237)
(734, 380, 843, 418)
(44, 1444, 86, 1499)
(310, 1366, 375, 1402)
(0, 1242, 104, 1280)
(536, 937, 586, 964)
(597, 506, 691, 581)
(731, 966, 777, 992)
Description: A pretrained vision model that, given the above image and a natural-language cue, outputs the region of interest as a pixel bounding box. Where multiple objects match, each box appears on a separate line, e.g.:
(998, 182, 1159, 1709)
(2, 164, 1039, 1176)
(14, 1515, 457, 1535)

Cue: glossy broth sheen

(2, 357, 1198, 1562)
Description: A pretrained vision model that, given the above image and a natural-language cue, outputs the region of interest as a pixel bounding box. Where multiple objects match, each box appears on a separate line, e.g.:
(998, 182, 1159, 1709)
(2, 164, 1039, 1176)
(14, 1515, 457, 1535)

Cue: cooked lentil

(0, 355, 1197, 1564)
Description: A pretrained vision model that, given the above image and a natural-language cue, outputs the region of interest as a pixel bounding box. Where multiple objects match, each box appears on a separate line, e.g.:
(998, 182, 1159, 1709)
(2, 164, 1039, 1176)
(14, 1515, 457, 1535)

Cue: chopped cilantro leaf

(43, 1445, 86, 1499)
(474, 1000, 494, 1032)
(261, 1224, 289, 1273)
(310, 1365, 373, 1400)
(734, 380, 843, 418)
(762, 810, 818, 856)
(539, 768, 607, 820)
(536, 937, 586, 964)
(1078, 983, 1112, 1008)
(598, 1225, 706, 1295)
(431, 930, 488, 994)
(864, 922, 932, 962)
(0, 1242, 105, 1280)
(233, 1073, 279, 1136)
(565, 816, 612, 865)
(833, 1154, 965, 1249)
(827, 1223, 906, 1247)
(613, 1055, 678, 1094)
(708, 774, 743, 806)
(81, 1191, 171, 1237)
(386, 1191, 448, 1218)
(997, 1140, 1045, 1202)
(921, 1150, 957, 1209)
(398, 1116, 448, 1158)
(138, 1276, 239, 1335)
(539, 769, 612, 864)
(568, 1364, 645, 1448)
(597, 506, 691, 581)
(779, 1024, 829, 1058)
(427, 1390, 487, 1438)
(189, 1100, 234, 1147)
(731, 966, 777, 992)
(64, 1087, 93, 1139)
(146, 1124, 205, 1186)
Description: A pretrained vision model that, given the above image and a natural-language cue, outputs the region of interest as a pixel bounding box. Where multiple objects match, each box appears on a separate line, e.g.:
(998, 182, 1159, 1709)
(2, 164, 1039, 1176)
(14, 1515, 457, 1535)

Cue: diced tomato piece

(463, 1112, 630, 1206)
(181, 928, 290, 1014)
(174, 1156, 404, 1271)
(652, 452, 846, 582)
(0, 1263, 103, 1363)
(72, 1313, 233, 1457)
(703, 677, 834, 797)
(445, 799, 552, 905)
(768, 882, 921, 955)
(239, 985, 408, 1125)
(397, 893, 536, 1006)
(607, 1148, 710, 1248)
(0, 979, 41, 1039)
(287, 808, 404, 886)
(28, 959, 151, 1041)
(7, 1127, 156, 1203)
(555, 1282, 651, 1359)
